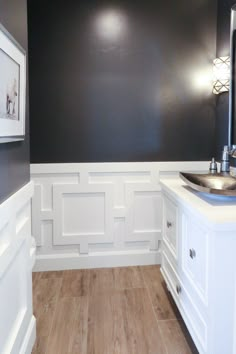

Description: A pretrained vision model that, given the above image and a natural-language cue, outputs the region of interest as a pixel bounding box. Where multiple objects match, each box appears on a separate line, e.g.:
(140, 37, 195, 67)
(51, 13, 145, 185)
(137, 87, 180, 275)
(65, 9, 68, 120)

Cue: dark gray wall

(0, 0, 30, 202)
(28, 0, 217, 163)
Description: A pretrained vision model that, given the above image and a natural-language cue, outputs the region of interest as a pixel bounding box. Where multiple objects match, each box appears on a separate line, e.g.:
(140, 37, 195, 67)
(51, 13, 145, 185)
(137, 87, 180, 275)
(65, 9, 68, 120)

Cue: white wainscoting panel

(31, 161, 209, 271)
(0, 181, 36, 354)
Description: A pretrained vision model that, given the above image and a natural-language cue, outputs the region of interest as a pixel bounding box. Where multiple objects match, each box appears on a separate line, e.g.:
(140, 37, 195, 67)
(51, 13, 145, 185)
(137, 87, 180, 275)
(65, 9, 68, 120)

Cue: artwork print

(0, 49, 20, 121)
(0, 23, 26, 142)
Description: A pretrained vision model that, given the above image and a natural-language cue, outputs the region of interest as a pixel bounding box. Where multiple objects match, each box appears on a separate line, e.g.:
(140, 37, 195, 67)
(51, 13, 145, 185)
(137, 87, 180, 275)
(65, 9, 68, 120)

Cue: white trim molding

(0, 181, 36, 354)
(31, 161, 209, 271)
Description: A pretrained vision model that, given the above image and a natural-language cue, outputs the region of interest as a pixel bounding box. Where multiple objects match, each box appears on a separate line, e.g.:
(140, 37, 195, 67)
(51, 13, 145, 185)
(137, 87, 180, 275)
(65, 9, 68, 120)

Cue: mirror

(229, 4, 236, 146)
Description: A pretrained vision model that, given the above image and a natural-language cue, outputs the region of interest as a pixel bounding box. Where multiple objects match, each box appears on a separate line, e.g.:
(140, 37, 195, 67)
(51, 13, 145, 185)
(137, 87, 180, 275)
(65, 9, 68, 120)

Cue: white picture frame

(0, 23, 26, 143)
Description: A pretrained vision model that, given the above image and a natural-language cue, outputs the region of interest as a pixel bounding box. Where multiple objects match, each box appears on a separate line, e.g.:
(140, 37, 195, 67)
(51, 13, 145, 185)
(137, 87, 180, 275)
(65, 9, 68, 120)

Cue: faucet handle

(209, 157, 217, 174)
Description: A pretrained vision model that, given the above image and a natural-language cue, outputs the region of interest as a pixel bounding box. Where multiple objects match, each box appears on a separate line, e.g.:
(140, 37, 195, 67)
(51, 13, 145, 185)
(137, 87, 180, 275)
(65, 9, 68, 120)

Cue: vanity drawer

(163, 195, 178, 258)
(161, 251, 182, 304)
(181, 212, 209, 305)
(161, 251, 208, 354)
(162, 238, 178, 269)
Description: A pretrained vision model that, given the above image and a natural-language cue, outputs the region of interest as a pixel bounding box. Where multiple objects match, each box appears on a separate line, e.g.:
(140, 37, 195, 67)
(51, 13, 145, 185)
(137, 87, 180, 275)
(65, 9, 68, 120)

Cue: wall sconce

(213, 56, 230, 94)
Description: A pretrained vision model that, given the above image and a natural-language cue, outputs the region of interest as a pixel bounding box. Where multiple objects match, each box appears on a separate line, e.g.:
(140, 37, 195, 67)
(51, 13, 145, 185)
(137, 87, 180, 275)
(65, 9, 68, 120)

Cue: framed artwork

(0, 23, 26, 143)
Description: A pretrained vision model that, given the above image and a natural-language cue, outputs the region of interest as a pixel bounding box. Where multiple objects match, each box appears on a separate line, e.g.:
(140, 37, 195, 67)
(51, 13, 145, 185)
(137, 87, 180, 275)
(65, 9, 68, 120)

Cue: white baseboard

(33, 250, 161, 271)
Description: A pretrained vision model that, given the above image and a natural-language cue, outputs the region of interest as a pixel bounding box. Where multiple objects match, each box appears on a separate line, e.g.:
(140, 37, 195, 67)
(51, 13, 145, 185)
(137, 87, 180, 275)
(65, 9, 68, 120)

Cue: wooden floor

(32, 265, 198, 354)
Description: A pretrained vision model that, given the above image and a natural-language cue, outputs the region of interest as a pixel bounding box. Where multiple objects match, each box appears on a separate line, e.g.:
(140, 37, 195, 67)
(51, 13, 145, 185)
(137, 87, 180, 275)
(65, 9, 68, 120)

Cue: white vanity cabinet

(160, 178, 236, 354)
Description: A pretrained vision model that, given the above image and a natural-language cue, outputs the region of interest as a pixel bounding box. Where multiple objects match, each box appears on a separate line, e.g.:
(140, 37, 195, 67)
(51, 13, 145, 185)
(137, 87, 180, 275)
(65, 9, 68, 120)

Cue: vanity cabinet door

(181, 212, 209, 303)
(163, 196, 178, 260)
(161, 252, 208, 354)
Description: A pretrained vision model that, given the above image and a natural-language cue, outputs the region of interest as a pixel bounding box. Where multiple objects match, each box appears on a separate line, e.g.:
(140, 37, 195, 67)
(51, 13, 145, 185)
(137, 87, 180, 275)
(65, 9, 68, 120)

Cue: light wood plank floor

(32, 265, 198, 354)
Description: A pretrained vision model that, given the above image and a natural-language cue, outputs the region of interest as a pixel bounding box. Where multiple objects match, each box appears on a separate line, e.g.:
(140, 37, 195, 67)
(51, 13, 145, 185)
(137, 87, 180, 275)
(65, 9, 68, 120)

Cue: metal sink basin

(179, 172, 236, 196)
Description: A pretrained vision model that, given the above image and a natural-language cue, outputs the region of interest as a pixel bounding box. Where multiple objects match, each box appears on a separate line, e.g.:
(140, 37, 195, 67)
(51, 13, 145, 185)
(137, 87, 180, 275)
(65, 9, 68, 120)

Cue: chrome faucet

(220, 145, 236, 173)
(220, 146, 230, 173)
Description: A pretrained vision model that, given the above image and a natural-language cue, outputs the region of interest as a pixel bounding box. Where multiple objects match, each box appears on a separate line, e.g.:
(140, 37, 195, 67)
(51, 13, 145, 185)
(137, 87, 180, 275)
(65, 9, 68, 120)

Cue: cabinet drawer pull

(167, 221, 172, 228)
(189, 248, 196, 259)
(176, 284, 181, 294)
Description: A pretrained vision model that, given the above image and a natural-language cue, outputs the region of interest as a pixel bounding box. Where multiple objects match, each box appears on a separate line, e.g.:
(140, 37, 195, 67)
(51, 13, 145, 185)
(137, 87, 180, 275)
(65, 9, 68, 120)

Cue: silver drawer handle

(176, 284, 181, 294)
(189, 248, 196, 259)
(167, 221, 172, 228)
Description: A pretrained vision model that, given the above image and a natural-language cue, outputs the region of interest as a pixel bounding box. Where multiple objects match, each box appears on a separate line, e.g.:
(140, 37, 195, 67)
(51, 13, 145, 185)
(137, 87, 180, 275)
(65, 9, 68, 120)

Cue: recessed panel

(133, 191, 162, 231)
(63, 192, 105, 235)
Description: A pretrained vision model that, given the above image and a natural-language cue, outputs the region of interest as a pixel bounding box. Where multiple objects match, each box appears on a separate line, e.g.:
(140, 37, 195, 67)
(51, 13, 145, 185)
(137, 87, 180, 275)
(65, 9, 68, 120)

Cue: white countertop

(160, 177, 236, 230)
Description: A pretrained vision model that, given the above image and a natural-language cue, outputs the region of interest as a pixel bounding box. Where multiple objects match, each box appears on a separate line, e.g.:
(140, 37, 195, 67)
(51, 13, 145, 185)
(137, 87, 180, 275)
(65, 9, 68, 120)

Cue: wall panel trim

(0, 181, 36, 354)
(31, 161, 209, 271)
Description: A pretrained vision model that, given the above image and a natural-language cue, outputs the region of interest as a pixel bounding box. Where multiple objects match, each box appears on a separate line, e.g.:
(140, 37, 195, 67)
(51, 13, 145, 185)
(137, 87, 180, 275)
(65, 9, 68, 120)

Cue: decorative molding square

(125, 183, 162, 250)
(53, 183, 114, 253)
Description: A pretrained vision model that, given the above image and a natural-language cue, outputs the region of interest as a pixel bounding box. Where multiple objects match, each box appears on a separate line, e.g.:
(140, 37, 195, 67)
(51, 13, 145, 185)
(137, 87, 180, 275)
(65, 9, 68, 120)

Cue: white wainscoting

(31, 162, 209, 271)
(0, 181, 36, 354)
